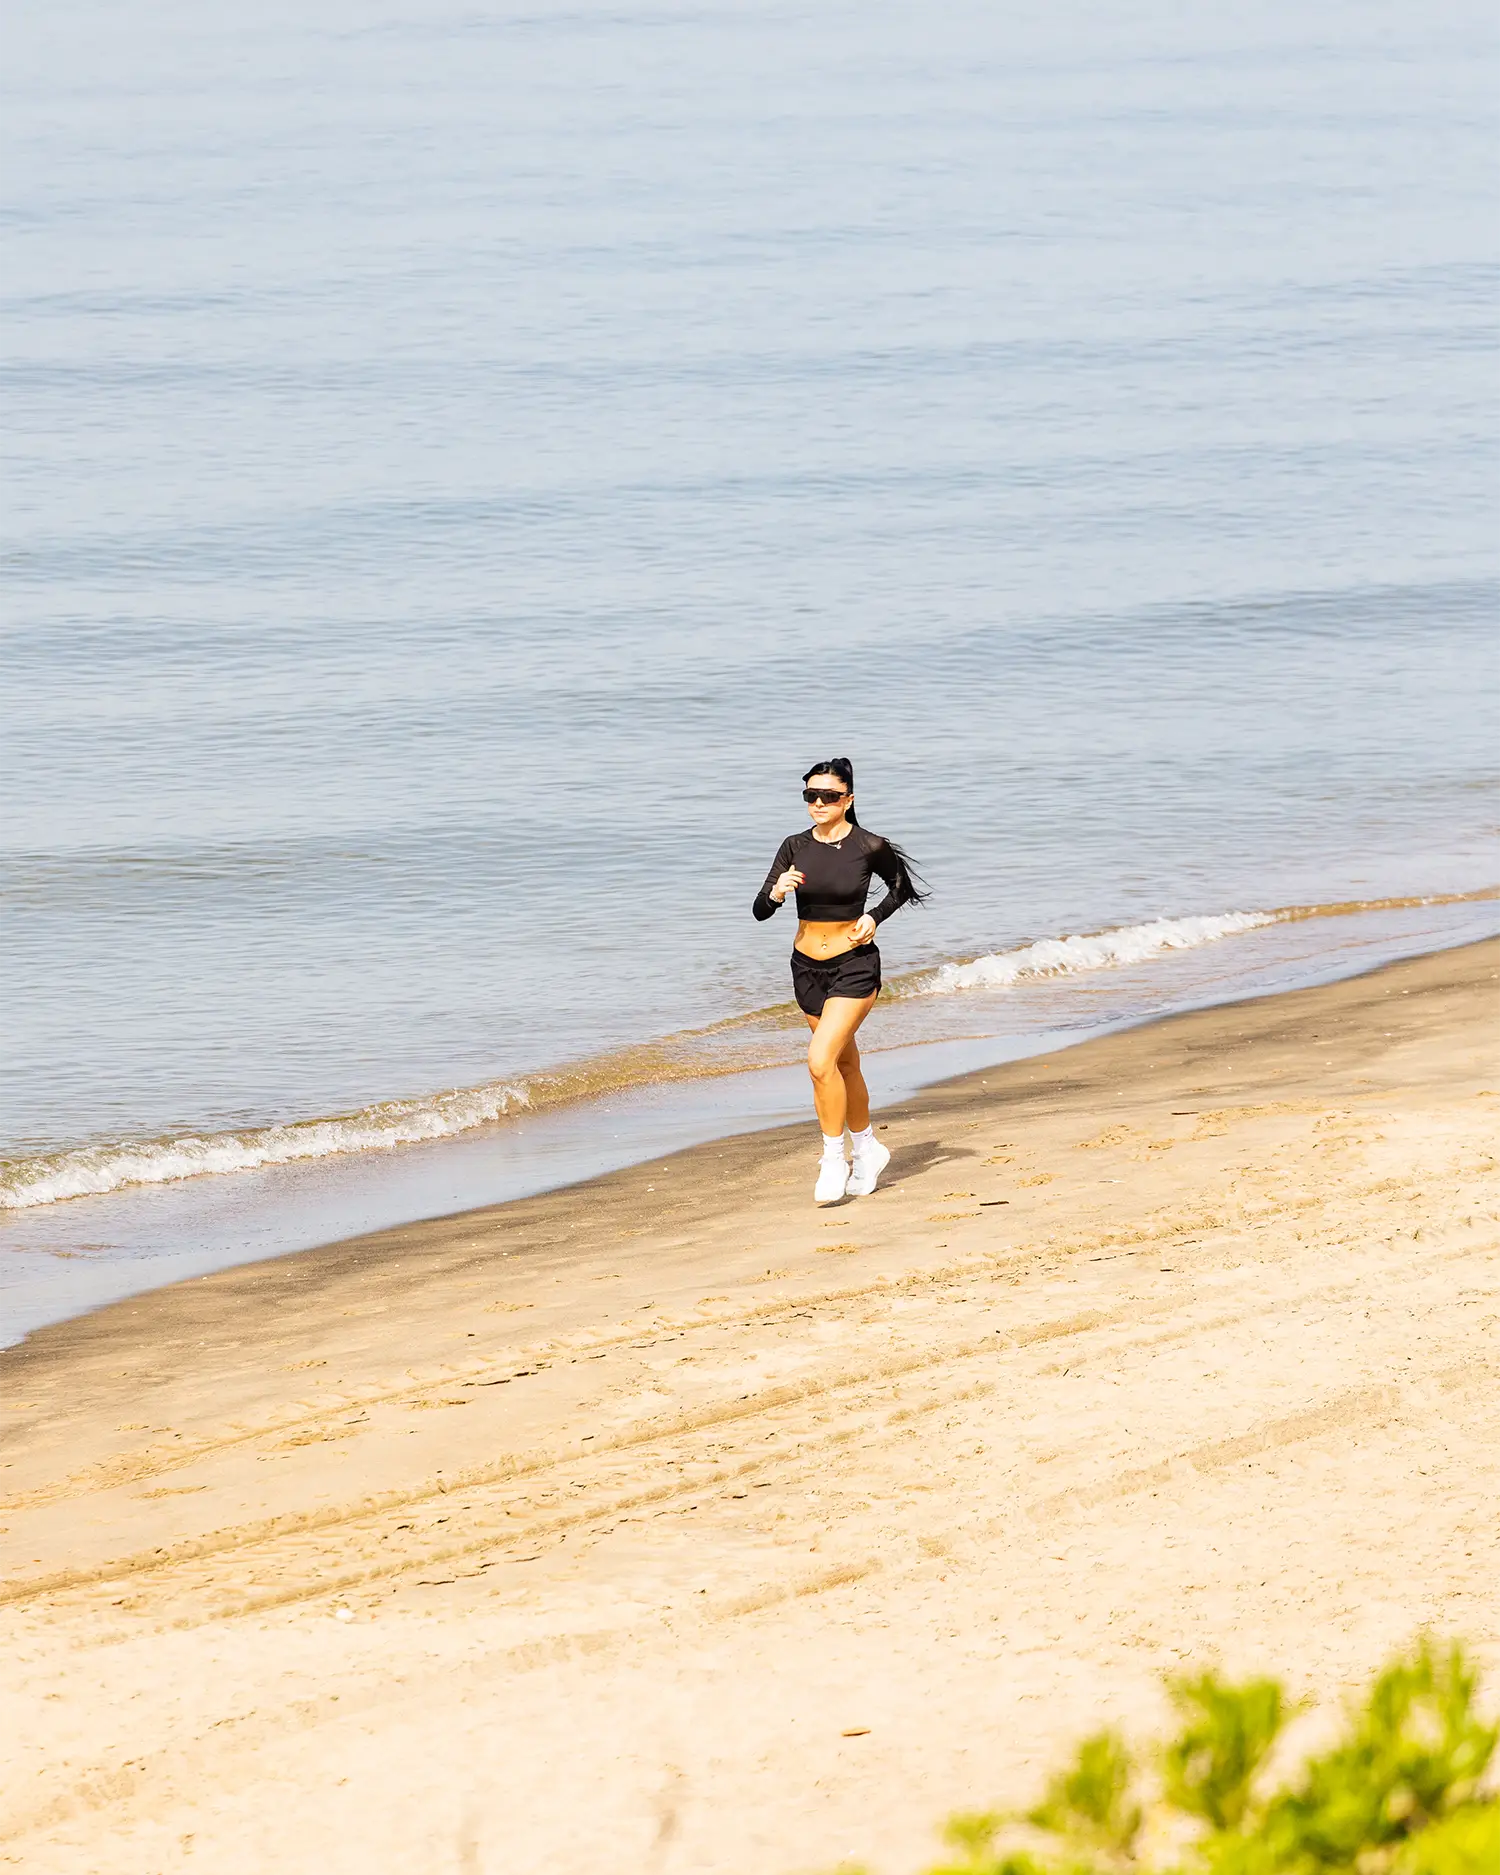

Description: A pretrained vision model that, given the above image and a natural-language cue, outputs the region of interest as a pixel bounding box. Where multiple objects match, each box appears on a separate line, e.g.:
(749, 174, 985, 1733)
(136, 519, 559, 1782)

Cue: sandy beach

(2, 939, 1497, 1873)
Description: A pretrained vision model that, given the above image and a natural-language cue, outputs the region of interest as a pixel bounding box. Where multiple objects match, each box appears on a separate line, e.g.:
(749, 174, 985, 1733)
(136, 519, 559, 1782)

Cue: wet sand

(2, 940, 1497, 1873)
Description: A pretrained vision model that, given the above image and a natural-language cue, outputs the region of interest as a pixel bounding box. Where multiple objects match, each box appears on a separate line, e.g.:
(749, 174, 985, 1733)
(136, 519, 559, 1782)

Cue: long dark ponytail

(802, 757, 929, 906)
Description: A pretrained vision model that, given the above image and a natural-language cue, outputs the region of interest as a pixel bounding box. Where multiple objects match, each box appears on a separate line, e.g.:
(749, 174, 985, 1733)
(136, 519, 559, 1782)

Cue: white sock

(850, 1125, 874, 1150)
(821, 1133, 847, 1159)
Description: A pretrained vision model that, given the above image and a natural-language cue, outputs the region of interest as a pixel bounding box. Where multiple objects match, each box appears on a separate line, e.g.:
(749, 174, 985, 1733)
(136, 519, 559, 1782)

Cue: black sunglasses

(802, 787, 848, 805)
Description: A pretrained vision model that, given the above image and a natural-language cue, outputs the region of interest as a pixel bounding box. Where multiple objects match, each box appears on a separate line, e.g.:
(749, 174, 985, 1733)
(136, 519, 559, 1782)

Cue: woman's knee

(837, 1040, 862, 1075)
(807, 1041, 843, 1085)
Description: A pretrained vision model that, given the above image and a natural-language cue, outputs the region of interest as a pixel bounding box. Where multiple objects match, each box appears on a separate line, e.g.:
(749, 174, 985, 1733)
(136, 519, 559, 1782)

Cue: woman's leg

(838, 1033, 870, 1132)
(803, 994, 877, 1137)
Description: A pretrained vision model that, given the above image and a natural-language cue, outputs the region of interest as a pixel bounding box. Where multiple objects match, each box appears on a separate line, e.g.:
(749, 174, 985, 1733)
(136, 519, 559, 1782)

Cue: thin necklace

(813, 823, 850, 846)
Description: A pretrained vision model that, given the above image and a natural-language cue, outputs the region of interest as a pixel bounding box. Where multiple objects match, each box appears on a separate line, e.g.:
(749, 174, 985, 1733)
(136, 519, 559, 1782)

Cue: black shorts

(791, 943, 882, 1018)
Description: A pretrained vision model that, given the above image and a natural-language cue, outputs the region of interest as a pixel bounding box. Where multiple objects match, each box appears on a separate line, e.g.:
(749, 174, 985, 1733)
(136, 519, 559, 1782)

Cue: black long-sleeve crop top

(752, 825, 916, 926)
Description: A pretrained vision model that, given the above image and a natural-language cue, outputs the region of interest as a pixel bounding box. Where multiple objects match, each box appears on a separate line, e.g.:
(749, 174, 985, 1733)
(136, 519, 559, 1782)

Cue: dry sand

(2, 940, 1498, 1873)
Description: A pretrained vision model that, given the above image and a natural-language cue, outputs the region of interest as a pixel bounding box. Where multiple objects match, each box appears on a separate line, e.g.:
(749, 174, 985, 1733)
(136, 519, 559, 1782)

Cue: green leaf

(1027, 1729, 1142, 1857)
(1391, 1802, 1500, 1875)
(1161, 1671, 1286, 1831)
(1254, 1639, 1498, 1867)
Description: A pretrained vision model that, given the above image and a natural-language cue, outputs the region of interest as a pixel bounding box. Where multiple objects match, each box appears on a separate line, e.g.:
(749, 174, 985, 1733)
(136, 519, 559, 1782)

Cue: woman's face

(803, 773, 852, 829)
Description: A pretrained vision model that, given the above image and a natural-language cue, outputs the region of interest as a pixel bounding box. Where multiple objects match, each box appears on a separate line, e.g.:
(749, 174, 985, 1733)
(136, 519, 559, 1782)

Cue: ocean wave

(905, 911, 1275, 997)
(0, 1082, 533, 1211)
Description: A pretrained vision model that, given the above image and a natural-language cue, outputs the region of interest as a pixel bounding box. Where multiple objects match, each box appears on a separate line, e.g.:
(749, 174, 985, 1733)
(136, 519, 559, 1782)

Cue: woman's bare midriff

(793, 919, 865, 961)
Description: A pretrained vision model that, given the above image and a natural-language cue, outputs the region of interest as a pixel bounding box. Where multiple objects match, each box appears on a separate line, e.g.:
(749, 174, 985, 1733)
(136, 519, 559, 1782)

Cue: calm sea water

(4, 3, 1498, 1233)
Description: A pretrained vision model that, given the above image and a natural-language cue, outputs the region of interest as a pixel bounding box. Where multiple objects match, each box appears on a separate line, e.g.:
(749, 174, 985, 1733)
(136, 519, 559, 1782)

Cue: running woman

(753, 758, 926, 1203)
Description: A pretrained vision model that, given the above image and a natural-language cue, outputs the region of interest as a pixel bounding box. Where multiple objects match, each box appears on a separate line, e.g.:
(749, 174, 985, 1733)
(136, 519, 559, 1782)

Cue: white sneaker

(846, 1137, 891, 1197)
(814, 1153, 850, 1205)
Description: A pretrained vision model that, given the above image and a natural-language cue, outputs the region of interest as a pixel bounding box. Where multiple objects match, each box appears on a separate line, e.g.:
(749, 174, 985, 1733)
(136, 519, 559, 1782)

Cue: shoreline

(0, 1026, 1084, 1353)
(5, 900, 1497, 1350)
(6, 885, 1495, 1219)
(3, 937, 1497, 1871)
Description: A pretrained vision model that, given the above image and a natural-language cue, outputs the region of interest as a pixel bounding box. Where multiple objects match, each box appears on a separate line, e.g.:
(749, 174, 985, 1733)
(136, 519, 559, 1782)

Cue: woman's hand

(770, 868, 805, 903)
(851, 914, 876, 945)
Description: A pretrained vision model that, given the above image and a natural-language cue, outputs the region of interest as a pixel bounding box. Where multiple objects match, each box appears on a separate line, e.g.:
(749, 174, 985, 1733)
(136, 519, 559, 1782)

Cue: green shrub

(841, 1639, 1497, 1875)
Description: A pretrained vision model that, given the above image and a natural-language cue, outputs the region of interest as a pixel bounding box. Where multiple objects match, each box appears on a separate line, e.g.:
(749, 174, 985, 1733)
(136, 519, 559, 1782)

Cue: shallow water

(3, 3, 1497, 1252)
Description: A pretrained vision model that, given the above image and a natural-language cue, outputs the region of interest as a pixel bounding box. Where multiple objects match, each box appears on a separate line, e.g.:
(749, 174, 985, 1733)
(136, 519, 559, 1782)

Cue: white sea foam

(906, 911, 1275, 997)
(0, 1082, 532, 1211)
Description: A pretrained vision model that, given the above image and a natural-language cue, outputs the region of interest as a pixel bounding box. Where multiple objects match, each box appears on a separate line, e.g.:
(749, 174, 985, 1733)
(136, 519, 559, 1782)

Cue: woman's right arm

(753, 838, 800, 921)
